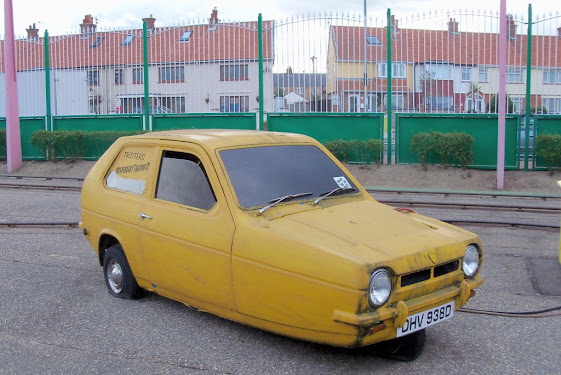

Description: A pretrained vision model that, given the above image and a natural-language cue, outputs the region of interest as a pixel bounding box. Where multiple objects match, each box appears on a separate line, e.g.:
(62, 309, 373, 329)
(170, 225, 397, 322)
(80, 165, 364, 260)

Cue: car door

(137, 143, 236, 309)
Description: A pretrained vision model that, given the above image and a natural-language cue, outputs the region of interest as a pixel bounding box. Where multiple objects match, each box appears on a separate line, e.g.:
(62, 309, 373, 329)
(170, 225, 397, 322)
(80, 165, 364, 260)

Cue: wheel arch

(98, 233, 121, 266)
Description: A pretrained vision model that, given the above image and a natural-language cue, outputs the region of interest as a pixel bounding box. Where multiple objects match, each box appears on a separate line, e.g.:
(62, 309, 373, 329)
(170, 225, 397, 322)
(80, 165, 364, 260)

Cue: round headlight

(368, 269, 392, 307)
(462, 244, 480, 277)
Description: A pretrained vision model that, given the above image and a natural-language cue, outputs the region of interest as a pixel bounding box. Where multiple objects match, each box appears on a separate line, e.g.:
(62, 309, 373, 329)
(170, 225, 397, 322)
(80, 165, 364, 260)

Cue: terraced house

(327, 16, 561, 114)
(0, 9, 275, 117)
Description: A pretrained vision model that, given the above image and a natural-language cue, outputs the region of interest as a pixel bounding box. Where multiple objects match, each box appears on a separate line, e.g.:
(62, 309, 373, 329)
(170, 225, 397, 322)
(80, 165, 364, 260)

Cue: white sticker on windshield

(333, 176, 352, 189)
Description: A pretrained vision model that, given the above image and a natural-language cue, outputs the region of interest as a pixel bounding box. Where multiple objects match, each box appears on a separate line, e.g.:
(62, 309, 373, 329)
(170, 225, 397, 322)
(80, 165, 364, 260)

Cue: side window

(155, 151, 217, 211)
(105, 146, 154, 195)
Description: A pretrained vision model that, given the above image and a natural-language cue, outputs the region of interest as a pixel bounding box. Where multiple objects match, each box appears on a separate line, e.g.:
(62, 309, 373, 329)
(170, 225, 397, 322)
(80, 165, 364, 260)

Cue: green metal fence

(0, 117, 47, 160)
(52, 115, 143, 132)
(267, 113, 383, 142)
(151, 113, 257, 132)
(396, 114, 520, 169)
(533, 115, 561, 170)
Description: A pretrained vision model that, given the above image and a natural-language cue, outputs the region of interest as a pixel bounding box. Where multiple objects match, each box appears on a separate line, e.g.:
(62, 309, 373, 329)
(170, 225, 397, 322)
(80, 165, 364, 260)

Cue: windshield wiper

(258, 192, 313, 215)
(313, 187, 356, 205)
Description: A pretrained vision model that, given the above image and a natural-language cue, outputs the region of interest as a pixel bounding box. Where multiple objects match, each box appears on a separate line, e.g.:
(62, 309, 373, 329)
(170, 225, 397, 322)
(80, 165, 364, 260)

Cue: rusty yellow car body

(80, 129, 483, 357)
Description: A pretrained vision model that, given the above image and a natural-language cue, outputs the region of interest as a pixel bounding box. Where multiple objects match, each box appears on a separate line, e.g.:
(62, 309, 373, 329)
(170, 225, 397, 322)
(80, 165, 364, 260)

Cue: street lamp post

(311, 56, 317, 111)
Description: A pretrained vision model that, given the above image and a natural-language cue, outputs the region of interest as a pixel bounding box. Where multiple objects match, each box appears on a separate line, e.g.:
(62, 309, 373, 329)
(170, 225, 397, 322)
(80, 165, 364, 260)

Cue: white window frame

(542, 97, 561, 114)
(122, 35, 135, 46)
(366, 94, 379, 112)
(425, 63, 453, 80)
(506, 68, 523, 83)
(510, 97, 523, 114)
(478, 67, 488, 82)
(384, 94, 404, 109)
(179, 30, 193, 42)
(366, 36, 382, 46)
(461, 67, 471, 82)
(348, 94, 360, 113)
(377, 62, 406, 78)
(543, 69, 561, 84)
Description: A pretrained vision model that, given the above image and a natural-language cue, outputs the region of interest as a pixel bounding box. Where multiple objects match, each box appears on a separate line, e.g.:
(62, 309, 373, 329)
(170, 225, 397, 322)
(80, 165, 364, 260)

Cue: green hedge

(410, 131, 474, 170)
(323, 139, 384, 164)
(0, 129, 5, 159)
(30, 130, 146, 161)
(535, 134, 561, 174)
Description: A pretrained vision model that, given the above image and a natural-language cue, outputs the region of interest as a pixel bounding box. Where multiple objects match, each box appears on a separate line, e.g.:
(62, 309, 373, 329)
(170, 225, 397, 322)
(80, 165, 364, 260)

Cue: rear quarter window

(105, 146, 155, 195)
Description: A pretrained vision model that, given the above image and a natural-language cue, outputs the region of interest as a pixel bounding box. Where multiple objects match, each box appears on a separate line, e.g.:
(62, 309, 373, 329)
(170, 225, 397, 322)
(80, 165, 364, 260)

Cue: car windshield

(219, 144, 358, 208)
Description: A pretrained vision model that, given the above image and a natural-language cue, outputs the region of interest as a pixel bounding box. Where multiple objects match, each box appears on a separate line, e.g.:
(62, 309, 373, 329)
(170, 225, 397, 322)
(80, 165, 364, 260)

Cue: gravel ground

(2, 160, 561, 195)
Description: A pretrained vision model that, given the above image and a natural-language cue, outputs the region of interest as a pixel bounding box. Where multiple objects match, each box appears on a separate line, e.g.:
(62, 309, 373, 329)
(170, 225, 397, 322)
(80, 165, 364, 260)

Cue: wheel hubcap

(107, 260, 124, 293)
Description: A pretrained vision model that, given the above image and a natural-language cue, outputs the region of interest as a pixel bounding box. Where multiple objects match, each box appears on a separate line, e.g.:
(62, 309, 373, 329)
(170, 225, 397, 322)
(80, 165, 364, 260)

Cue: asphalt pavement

(1, 188, 560, 374)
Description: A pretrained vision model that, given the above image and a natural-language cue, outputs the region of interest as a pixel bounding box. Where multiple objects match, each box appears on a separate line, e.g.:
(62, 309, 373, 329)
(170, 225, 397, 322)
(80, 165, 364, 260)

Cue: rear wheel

(374, 329, 426, 361)
(103, 244, 143, 299)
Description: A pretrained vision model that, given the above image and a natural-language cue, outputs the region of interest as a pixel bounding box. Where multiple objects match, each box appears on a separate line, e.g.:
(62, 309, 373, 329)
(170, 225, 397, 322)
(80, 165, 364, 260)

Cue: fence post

(258, 13, 264, 131)
(386, 9, 392, 164)
(143, 21, 150, 131)
(524, 4, 532, 171)
(44, 30, 51, 131)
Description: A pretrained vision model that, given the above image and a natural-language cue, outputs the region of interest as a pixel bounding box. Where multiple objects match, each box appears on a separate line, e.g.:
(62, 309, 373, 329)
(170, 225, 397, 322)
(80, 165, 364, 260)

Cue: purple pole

(497, 0, 507, 189)
(4, 0, 22, 173)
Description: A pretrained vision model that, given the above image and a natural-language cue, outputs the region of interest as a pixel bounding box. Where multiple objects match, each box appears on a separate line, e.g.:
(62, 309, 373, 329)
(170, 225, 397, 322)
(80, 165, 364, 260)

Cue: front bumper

(332, 276, 483, 345)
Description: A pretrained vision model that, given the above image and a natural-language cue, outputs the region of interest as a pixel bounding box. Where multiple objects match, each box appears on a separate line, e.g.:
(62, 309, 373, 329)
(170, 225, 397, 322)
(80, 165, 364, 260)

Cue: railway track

(1, 176, 560, 229)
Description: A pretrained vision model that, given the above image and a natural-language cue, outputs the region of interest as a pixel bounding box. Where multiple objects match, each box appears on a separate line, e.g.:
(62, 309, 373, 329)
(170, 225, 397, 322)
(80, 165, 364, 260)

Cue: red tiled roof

(0, 21, 274, 72)
(330, 25, 561, 67)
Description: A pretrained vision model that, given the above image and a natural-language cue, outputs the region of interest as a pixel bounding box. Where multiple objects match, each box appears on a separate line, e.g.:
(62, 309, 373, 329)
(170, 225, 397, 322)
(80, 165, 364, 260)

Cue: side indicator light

(369, 322, 387, 334)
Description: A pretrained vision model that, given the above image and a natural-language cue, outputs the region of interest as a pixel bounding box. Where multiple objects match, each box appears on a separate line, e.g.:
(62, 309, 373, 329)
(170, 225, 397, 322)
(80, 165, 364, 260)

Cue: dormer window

(90, 37, 104, 48)
(122, 35, 135, 46)
(366, 36, 382, 46)
(179, 30, 193, 42)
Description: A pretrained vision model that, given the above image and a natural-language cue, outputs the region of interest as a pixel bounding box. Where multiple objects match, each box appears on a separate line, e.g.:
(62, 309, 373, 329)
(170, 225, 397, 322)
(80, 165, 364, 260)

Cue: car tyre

(374, 329, 425, 361)
(103, 244, 143, 299)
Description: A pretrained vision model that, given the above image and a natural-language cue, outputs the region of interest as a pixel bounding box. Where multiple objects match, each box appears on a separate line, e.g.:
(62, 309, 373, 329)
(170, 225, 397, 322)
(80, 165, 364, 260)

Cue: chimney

(447, 18, 459, 34)
(558, 27, 561, 38)
(506, 15, 517, 39)
(286, 66, 293, 75)
(80, 14, 97, 34)
(143, 15, 155, 33)
(210, 8, 218, 24)
(26, 23, 39, 40)
(391, 15, 399, 32)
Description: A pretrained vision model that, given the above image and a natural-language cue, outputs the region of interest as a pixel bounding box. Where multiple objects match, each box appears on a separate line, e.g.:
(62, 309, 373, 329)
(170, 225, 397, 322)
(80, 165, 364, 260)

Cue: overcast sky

(0, 0, 558, 36)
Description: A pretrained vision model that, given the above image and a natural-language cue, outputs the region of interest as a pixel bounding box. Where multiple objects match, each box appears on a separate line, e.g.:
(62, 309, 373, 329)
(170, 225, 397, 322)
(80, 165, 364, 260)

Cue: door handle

(139, 213, 152, 220)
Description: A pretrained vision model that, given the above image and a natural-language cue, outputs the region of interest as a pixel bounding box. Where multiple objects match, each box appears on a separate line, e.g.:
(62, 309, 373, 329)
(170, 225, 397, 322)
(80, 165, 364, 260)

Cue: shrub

(449, 132, 474, 170)
(410, 131, 474, 170)
(0, 129, 6, 159)
(324, 139, 349, 162)
(324, 139, 383, 164)
(30, 130, 146, 161)
(410, 132, 437, 169)
(535, 134, 561, 175)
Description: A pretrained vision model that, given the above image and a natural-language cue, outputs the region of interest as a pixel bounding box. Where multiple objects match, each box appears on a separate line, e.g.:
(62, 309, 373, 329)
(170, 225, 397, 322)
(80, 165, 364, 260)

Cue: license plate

(396, 300, 455, 337)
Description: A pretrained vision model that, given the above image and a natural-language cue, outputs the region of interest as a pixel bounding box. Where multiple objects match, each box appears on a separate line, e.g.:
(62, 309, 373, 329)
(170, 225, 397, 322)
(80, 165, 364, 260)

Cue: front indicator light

(368, 269, 392, 308)
(462, 244, 481, 277)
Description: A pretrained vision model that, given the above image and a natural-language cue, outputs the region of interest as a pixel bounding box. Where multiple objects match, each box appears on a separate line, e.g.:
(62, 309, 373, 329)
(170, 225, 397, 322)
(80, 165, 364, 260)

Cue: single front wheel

(374, 329, 426, 361)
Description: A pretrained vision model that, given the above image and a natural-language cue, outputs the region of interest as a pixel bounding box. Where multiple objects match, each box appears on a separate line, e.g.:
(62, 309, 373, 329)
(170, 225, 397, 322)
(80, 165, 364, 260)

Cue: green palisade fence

(151, 113, 257, 132)
(533, 115, 561, 170)
(0, 117, 47, 160)
(396, 114, 521, 169)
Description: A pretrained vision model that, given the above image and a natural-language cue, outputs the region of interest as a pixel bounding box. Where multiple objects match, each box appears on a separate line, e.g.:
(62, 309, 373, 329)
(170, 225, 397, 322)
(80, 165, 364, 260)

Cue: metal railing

(0, 7, 559, 117)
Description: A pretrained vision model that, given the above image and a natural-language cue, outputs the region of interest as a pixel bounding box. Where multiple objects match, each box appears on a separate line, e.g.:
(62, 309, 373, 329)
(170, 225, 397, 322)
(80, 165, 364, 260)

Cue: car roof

(132, 129, 316, 149)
